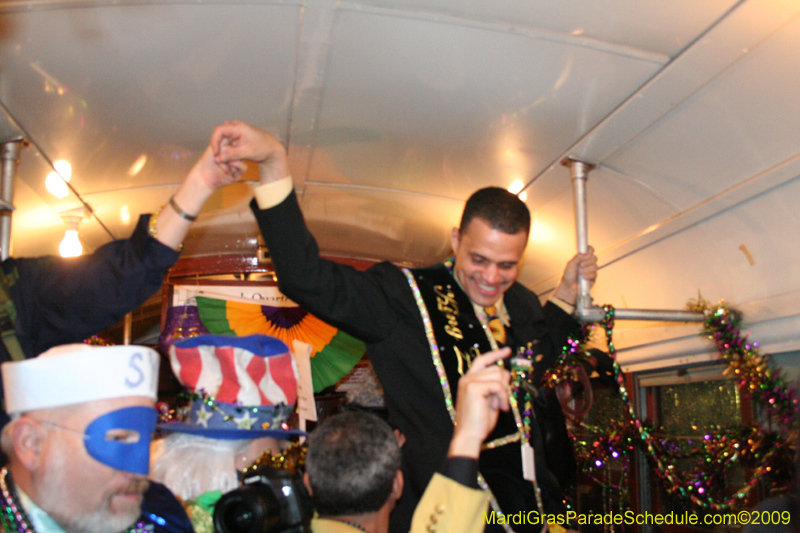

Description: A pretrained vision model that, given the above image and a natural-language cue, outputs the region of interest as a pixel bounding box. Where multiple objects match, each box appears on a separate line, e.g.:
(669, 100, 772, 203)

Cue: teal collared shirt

(18, 486, 67, 533)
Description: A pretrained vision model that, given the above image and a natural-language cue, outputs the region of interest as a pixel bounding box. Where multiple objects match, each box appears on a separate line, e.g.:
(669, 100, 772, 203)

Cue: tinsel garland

(701, 303, 797, 428)
(239, 441, 307, 479)
(545, 300, 798, 512)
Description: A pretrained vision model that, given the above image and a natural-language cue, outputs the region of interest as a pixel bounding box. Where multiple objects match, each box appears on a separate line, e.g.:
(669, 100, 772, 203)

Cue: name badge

(522, 442, 536, 482)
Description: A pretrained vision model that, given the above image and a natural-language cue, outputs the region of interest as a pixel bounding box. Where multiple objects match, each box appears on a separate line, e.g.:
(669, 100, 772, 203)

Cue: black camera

(214, 467, 313, 533)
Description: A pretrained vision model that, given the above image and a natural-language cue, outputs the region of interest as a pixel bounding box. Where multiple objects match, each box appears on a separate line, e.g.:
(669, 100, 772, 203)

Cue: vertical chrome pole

(0, 140, 22, 261)
(123, 312, 133, 345)
(562, 158, 596, 314)
(558, 158, 705, 323)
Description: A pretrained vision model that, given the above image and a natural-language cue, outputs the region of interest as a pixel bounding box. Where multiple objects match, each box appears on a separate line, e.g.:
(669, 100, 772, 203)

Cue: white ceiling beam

(287, 0, 342, 195)
(564, 0, 800, 164)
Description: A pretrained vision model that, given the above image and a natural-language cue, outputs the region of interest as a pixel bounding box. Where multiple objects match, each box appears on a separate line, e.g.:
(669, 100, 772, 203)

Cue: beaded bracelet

(149, 205, 184, 252)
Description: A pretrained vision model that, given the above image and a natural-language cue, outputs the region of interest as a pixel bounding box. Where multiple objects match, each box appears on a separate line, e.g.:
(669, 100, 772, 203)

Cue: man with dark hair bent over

(210, 121, 597, 533)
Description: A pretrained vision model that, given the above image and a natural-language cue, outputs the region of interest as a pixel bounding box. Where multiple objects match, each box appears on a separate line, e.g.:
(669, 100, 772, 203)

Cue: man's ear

(450, 227, 461, 255)
(393, 429, 406, 448)
(11, 418, 47, 471)
(302, 472, 314, 497)
(391, 469, 404, 502)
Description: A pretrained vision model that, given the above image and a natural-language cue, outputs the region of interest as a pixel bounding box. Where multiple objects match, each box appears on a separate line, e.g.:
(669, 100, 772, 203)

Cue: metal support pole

(0, 140, 22, 261)
(561, 158, 705, 323)
(562, 158, 595, 313)
(614, 308, 705, 322)
(123, 312, 133, 345)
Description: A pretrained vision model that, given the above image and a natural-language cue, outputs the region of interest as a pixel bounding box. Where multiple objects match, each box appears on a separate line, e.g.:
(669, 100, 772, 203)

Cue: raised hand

(552, 245, 598, 306)
(210, 120, 289, 184)
(448, 347, 512, 459)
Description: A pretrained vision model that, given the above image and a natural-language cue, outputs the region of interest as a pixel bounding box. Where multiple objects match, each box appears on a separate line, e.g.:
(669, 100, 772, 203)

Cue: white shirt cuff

(549, 296, 575, 315)
(254, 176, 293, 210)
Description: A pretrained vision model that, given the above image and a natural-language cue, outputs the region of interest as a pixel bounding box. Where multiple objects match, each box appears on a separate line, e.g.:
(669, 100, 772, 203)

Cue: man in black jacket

(211, 120, 597, 533)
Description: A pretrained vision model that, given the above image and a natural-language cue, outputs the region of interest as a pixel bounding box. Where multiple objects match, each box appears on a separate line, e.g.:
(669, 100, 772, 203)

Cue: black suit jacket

(252, 192, 577, 533)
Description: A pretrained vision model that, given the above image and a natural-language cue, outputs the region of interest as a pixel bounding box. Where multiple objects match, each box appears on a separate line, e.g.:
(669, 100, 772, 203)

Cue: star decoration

(234, 410, 256, 430)
(195, 405, 212, 428)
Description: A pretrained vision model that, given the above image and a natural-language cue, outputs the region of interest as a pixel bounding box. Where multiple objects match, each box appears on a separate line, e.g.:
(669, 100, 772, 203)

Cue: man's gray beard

(47, 504, 141, 533)
(35, 446, 147, 533)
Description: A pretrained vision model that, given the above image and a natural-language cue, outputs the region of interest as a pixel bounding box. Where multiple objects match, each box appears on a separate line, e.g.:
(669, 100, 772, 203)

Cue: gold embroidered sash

(402, 266, 531, 533)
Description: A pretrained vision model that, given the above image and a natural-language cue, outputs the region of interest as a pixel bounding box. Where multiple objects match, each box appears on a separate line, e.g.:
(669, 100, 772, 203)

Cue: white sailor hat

(2, 343, 159, 415)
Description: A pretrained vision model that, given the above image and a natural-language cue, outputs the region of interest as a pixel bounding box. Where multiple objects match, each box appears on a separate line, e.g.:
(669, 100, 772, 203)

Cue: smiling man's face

(450, 217, 528, 307)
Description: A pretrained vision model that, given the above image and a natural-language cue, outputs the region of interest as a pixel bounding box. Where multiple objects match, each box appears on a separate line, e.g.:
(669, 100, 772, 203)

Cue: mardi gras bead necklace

(0, 467, 35, 533)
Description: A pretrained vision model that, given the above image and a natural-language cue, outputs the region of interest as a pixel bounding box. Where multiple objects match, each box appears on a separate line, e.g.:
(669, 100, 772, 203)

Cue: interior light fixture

(53, 160, 72, 181)
(45, 160, 72, 199)
(508, 179, 524, 194)
(128, 154, 147, 176)
(45, 172, 69, 199)
(507, 179, 527, 201)
(59, 215, 83, 257)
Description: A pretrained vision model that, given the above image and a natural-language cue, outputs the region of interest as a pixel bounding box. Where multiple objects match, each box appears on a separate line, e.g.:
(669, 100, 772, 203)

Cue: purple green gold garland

(548, 300, 798, 512)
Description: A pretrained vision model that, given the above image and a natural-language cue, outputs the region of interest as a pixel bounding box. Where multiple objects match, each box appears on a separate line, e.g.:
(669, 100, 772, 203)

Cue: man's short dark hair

(459, 187, 531, 236)
(306, 411, 401, 516)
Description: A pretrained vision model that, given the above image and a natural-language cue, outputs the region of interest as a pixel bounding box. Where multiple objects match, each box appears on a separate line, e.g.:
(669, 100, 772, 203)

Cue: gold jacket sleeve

(409, 473, 489, 533)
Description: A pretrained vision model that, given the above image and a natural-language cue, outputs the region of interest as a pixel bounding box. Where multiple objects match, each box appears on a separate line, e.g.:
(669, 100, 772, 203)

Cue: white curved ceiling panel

(309, 8, 663, 200)
(299, 183, 462, 264)
(590, 225, 731, 312)
(518, 165, 684, 292)
(696, 176, 800, 306)
(349, 0, 740, 56)
(577, 167, 680, 249)
(0, 3, 299, 198)
(603, 10, 800, 210)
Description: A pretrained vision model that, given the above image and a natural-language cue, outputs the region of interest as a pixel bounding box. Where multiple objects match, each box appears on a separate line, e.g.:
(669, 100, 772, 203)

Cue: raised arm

(153, 144, 248, 250)
(6, 142, 249, 360)
(208, 120, 402, 343)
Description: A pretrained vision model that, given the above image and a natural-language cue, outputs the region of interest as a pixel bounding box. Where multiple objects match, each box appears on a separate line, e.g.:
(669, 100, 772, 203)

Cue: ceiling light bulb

(45, 172, 69, 199)
(53, 160, 71, 181)
(59, 215, 83, 257)
(508, 179, 524, 194)
(59, 229, 82, 257)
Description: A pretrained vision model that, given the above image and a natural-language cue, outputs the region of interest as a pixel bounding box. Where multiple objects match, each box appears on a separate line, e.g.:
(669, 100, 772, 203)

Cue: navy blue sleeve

(5, 214, 179, 360)
(140, 481, 194, 533)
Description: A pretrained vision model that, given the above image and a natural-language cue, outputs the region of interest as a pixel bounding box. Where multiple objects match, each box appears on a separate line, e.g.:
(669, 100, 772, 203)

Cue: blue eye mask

(84, 406, 157, 475)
